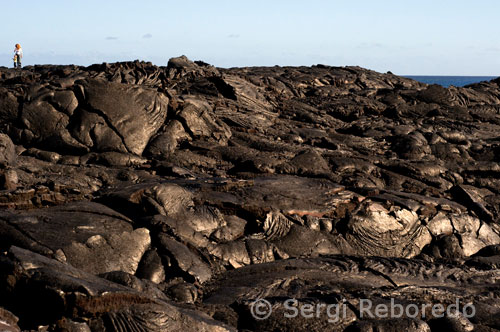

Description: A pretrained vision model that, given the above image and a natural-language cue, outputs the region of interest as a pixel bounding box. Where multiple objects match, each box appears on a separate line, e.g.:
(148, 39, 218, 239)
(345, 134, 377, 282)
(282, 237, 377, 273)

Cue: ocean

(403, 76, 497, 88)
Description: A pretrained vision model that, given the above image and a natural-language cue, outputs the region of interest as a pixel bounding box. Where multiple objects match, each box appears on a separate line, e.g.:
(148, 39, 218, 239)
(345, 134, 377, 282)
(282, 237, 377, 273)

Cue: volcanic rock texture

(0, 56, 500, 331)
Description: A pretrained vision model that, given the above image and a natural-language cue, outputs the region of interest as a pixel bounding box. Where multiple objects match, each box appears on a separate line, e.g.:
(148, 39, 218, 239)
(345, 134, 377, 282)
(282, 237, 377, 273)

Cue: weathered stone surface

(157, 234, 212, 284)
(1, 58, 500, 331)
(62, 227, 150, 275)
(0, 202, 150, 275)
(0, 133, 16, 168)
(0, 246, 235, 332)
(99, 182, 194, 218)
(177, 97, 232, 144)
(205, 256, 500, 331)
(346, 200, 432, 258)
(70, 79, 169, 155)
(145, 119, 190, 157)
(0, 307, 20, 332)
(0, 88, 19, 127)
(135, 248, 166, 284)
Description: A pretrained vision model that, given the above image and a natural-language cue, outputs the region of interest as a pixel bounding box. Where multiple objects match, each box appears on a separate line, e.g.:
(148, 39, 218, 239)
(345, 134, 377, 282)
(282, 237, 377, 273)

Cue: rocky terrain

(0, 56, 499, 331)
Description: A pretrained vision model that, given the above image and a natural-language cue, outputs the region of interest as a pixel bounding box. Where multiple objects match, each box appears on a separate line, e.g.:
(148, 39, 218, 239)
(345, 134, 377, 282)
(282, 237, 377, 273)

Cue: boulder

(0, 133, 16, 168)
(0, 202, 150, 275)
(73, 79, 169, 155)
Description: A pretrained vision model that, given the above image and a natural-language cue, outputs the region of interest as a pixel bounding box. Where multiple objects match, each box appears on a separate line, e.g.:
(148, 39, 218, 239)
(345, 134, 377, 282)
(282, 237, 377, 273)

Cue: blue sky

(1, 0, 499, 75)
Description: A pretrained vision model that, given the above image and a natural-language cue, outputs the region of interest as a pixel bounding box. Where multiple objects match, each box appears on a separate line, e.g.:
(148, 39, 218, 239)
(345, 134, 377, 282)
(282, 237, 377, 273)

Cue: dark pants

(14, 55, 21, 68)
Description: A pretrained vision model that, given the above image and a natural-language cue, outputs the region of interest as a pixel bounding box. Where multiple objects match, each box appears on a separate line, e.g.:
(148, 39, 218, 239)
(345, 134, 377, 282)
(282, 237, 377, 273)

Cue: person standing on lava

(13, 44, 23, 68)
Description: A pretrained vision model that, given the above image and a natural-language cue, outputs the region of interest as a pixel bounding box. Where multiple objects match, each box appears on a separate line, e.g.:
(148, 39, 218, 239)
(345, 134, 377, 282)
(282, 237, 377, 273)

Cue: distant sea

(403, 76, 497, 88)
